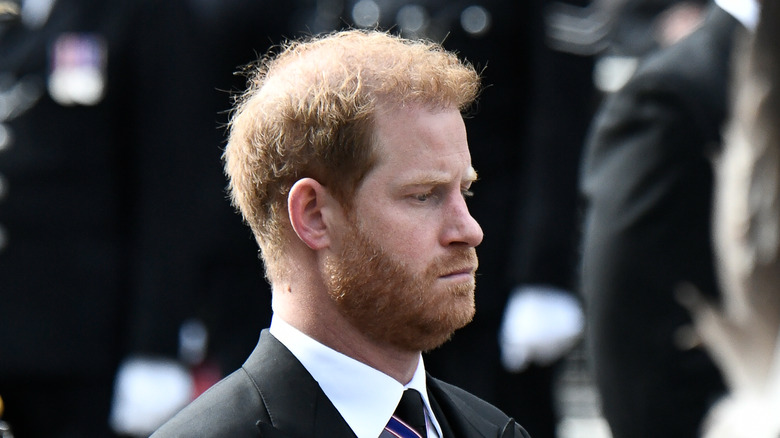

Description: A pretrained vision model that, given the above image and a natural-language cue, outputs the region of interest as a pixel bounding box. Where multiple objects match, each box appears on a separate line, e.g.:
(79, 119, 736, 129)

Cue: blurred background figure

(0, 0, 140, 435)
(0, 0, 296, 436)
(579, 0, 758, 437)
(680, 0, 780, 436)
(546, 0, 708, 94)
(109, 1, 300, 435)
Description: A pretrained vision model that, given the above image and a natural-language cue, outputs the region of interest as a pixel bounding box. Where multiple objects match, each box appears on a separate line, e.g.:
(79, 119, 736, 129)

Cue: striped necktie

(383, 389, 427, 438)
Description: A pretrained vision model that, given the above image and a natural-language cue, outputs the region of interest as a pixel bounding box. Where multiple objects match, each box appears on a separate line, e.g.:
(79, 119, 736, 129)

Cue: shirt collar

(270, 315, 442, 438)
(715, 0, 760, 31)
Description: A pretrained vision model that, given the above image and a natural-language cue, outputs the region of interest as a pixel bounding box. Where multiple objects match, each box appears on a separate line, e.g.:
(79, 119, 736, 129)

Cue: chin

(413, 299, 476, 352)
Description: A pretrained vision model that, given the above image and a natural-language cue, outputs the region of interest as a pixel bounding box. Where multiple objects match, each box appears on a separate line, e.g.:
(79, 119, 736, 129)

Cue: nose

(442, 194, 484, 248)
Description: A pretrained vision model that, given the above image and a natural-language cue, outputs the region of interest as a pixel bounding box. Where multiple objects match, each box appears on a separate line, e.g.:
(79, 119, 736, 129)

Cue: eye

(461, 188, 474, 199)
(414, 192, 433, 202)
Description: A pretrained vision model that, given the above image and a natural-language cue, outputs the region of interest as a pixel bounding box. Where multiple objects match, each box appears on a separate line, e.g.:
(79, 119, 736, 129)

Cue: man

(152, 30, 531, 438)
(579, 0, 758, 437)
(320, 4, 587, 437)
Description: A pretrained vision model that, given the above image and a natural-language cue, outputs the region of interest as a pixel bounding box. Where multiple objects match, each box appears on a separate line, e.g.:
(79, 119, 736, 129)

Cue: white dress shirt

(270, 316, 442, 438)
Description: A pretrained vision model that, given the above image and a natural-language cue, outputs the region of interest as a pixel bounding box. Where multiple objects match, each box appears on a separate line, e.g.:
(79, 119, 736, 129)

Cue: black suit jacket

(152, 330, 530, 438)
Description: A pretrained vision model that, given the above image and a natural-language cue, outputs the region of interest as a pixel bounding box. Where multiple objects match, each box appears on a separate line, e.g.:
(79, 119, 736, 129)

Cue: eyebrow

(401, 166, 479, 188)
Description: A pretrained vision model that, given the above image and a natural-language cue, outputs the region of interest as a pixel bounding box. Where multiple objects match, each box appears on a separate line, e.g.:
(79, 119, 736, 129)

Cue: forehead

(369, 104, 474, 182)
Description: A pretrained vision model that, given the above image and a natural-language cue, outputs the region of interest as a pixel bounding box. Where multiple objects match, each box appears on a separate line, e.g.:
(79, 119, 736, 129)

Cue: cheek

(365, 216, 435, 260)
(355, 197, 442, 259)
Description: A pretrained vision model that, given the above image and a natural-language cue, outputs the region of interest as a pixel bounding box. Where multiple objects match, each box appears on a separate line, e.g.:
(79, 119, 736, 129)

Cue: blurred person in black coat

(580, 1, 758, 436)
(110, 2, 300, 435)
(118, 0, 300, 377)
(0, 0, 298, 436)
(0, 0, 137, 435)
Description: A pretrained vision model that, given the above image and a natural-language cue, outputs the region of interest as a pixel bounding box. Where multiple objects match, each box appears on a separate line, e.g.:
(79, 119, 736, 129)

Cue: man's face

(323, 104, 483, 352)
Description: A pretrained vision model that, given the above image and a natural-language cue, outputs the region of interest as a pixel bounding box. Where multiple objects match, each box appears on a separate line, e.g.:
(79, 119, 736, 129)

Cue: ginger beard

(323, 218, 477, 353)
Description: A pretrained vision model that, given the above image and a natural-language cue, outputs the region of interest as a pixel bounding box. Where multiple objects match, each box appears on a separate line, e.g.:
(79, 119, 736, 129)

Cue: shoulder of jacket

(151, 368, 265, 437)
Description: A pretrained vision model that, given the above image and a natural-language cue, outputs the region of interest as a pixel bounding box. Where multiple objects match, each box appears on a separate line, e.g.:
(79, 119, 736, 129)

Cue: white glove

(109, 357, 193, 437)
(499, 285, 584, 372)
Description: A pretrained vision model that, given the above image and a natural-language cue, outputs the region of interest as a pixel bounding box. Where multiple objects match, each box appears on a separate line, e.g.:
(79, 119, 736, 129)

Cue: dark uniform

(0, 0, 297, 435)
(580, 4, 737, 437)
(120, 0, 298, 375)
(0, 0, 135, 435)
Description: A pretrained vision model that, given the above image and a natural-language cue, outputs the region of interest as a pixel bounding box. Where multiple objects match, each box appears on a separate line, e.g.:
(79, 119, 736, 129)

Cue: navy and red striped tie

(383, 389, 427, 438)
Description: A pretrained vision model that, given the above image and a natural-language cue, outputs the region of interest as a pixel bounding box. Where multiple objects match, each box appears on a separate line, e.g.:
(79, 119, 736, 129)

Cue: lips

(430, 248, 478, 280)
(441, 266, 475, 278)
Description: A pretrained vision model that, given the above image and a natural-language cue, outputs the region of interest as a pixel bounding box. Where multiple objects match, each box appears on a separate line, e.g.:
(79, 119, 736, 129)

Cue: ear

(288, 178, 340, 250)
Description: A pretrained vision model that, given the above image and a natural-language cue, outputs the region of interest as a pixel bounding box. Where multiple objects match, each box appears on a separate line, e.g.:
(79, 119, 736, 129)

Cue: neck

(272, 282, 420, 384)
(311, 317, 421, 384)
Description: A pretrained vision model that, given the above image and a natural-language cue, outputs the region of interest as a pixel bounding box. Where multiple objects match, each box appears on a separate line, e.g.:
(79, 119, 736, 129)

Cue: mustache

(428, 248, 478, 277)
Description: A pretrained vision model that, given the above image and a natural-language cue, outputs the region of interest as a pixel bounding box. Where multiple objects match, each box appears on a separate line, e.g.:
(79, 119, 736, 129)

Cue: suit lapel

(427, 377, 491, 438)
(427, 375, 526, 438)
(427, 386, 460, 438)
(245, 330, 357, 438)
